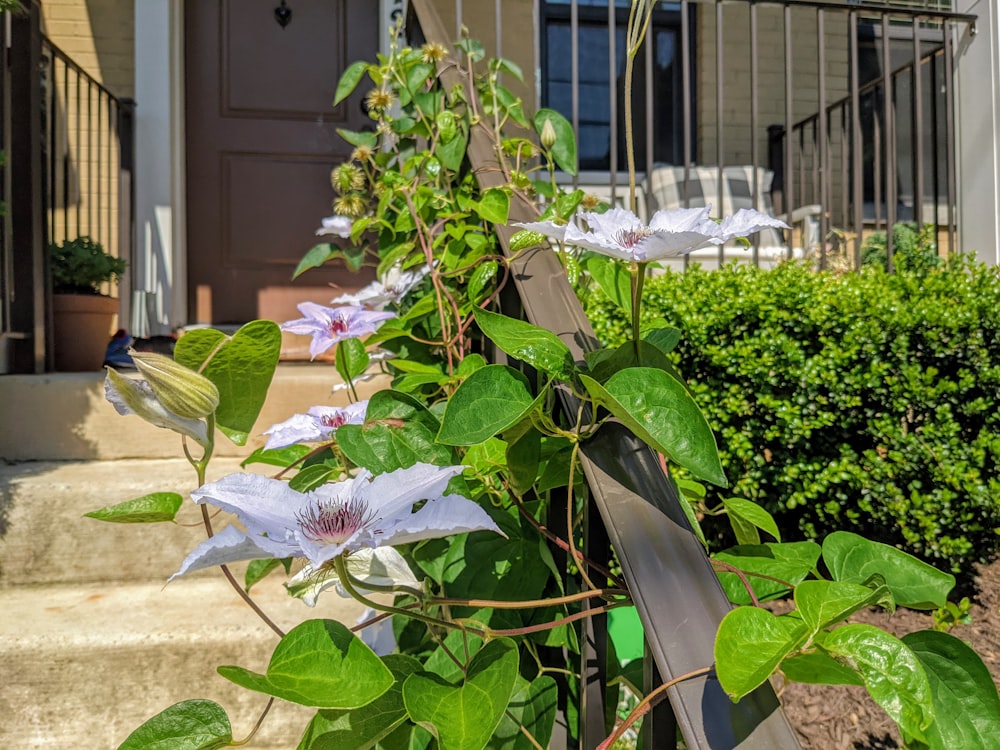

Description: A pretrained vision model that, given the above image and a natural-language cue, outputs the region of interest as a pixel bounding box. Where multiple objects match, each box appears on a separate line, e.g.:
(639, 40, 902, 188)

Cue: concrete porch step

(0, 576, 368, 749)
(1, 458, 255, 587)
(1, 458, 387, 749)
(0, 363, 391, 462)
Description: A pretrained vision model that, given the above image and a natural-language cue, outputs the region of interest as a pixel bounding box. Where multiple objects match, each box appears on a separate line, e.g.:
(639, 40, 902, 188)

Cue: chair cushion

(644, 165, 786, 252)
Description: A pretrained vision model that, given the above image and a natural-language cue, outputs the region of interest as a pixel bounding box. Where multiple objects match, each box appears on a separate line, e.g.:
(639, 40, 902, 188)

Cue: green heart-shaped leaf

(823, 624, 934, 741)
(903, 630, 1000, 749)
(174, 320, 281, 445)
(336, 389, 456, 473)
(335, 337, 370, 384)
(403, 638, 519, 750)
(722, 497, 781, 544)
(218, 619, 393, 708)
(794, 579, 893, 638)
(437, 366, 542, 446)
(117, 699, 231, 750)
(85, 492, 183, 524)
(334, 60, 368, 106)
(297, 655, 422, 750)
(581, 369, 726, 486)
(477, 188, 510, 226)
(585, 255, 632, 315)
(822, 531, 954, 609)
(713, 541, 821, 605)
(474, 308, 576, 381)
(715, 607, 809, 700)
(487, 675, 558, 750)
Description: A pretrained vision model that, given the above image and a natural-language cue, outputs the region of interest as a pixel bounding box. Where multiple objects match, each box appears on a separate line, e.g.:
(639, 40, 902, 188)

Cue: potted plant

(50, 236, 127, 371)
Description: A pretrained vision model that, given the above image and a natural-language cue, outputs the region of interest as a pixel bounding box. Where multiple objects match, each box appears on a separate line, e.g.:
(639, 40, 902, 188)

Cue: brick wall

(696, 3, 850, 170)
(40, 0, 134, 98)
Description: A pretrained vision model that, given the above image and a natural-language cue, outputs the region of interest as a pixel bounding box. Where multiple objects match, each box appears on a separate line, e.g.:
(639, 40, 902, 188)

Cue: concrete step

(1, 458, 258, 588)
(0, 576, 372, 749)
(0, 458, 389, 749)
(0, 363, 391, 461)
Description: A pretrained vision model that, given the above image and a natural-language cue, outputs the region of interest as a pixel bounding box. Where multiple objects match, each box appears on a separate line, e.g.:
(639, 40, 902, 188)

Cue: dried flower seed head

(580, 193, 602, 211)
(334, 194, 367, 218)
(365, 88, 393, 114)
(350, 145, 374, 163)
(421, 42, 448, 63)
(331, 164, 365, 195)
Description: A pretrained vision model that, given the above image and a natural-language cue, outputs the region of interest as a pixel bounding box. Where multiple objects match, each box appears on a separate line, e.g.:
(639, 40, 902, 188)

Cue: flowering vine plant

(90, 6, 1000, 749)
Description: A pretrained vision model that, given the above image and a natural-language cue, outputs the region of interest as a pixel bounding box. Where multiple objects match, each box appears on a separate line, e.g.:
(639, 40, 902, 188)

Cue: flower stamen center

(613, 226, 653, 249)
(328, 316, 350, 337)
(319, 413, 348, 430)
(297, 498, 377, 545)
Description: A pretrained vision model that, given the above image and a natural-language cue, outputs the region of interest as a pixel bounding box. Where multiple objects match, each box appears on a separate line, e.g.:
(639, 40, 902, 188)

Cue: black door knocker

(274, 1, 292, 29)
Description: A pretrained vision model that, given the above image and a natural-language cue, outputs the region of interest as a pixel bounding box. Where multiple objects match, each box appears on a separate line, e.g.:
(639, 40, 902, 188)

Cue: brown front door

(184, 0, 378, 327)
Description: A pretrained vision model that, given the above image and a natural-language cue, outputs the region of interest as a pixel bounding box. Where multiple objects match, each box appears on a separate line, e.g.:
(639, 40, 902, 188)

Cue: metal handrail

(408, 1, 803, 746)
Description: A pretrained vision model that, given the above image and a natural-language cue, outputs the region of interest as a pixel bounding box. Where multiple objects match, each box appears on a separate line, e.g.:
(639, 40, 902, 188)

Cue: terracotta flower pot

(52, 293, 120, 371)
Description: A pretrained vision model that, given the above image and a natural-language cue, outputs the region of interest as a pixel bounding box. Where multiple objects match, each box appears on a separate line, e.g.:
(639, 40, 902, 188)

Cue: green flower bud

(104, 367, 210, 447)
(540, 117, 557, 150)
(129, 350, 220, 419)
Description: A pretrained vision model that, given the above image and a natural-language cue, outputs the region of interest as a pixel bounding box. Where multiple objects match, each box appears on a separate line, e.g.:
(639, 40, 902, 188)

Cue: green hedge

(584, 257, 1000, 572)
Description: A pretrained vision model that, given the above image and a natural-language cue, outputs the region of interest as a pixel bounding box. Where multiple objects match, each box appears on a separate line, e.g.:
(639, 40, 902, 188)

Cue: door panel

(185, 0, 378, 327)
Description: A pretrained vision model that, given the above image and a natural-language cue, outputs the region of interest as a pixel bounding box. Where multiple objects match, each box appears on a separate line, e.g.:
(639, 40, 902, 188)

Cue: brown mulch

(774, 556, 1000, 749)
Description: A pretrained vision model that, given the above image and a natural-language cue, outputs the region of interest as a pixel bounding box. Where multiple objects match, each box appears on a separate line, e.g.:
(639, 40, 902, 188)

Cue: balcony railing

(0, 0, 134, 373)
(429, 0, 976, 270)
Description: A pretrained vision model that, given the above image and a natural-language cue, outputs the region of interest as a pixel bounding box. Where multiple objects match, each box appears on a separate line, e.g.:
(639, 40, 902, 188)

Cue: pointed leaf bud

(539, 117, 557, 150)
(130, 350, 220, 419)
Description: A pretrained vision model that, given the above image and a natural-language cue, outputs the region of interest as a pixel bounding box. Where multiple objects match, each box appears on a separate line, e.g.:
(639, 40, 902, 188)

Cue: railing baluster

(784, 4, 795, 257)
(818, 8, 828, 268)
(716, 0, 724, 266)
(912, 17, 924, 229)
(944, 18, 957, 255)
(850, 10, 863, 268)
(750, 2, 760, 264)
(882, 13, 895, 269)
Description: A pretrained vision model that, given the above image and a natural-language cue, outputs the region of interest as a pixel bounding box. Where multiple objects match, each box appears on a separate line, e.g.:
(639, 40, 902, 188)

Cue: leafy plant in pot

(51, 236, 126, 371)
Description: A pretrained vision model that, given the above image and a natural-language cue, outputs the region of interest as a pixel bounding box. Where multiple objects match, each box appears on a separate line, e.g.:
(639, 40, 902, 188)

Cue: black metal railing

(0, 0, 134, 373)
(432, 0, 975, 271)
(410, 0, 804, 746)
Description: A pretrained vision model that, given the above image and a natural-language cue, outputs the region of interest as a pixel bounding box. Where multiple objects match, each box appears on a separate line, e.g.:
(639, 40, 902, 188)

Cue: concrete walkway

(0, 456, 384, 749)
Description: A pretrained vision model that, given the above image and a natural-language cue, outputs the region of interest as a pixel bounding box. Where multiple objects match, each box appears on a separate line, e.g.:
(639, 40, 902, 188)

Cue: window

(540, 0, 691, 171)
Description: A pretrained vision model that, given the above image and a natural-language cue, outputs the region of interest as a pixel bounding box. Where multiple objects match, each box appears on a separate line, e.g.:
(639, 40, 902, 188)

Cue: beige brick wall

(40, 0, 132, 266)
(40, 0, 134, 98)
(696, 3, 850, 170)
(430, 0, 537, 111)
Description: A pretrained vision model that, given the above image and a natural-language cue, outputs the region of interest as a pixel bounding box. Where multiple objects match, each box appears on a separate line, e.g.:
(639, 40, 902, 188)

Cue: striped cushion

(645, 164, 774, 214)
(644, 165, 786, 250)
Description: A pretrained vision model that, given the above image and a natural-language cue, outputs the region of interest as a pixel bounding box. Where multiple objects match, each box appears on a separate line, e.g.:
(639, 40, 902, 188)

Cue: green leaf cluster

(714, 530, 1000, 748)
(585, 256, 1000, 572)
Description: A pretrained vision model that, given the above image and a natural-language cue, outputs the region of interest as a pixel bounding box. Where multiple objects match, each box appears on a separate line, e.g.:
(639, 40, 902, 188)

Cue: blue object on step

(104, 329, 134, 368)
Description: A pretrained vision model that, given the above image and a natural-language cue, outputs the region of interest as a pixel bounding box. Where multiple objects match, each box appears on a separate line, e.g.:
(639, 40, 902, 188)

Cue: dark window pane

(542, 14, 687, 171)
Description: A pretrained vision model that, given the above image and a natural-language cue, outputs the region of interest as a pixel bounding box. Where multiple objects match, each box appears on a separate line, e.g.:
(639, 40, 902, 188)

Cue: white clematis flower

(517, 205, 787, 262)
(262, 400, 369, 450)
(316, 214, 355, 239)
(331, 264, 431, 310)
(170, 463, 503, 583)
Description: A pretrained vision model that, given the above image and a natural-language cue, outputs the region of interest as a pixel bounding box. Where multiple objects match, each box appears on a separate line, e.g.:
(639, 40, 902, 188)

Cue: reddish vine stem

(510, 494, 626, 589)
(597, 666, 713, 750)
(231, 698, 275, 747)
(198, 504, 286, 638)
